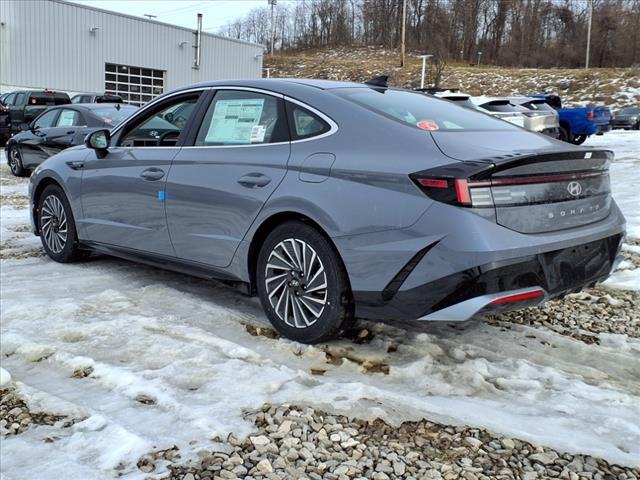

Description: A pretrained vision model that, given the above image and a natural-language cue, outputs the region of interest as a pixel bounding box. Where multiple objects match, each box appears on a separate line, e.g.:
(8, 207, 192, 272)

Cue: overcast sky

(68, 1, 294, 33)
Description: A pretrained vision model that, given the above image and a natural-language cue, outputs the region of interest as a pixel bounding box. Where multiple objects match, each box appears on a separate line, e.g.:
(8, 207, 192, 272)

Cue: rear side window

(195, 90, 288, 146)
(334, 88, 519, 132)
(15, 93, 25, 105)
(56, 109, 82, 127)
(286, 102, 331, 140)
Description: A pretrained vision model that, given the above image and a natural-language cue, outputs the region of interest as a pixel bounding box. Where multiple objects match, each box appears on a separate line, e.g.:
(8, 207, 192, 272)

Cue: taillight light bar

(411, 170, 606, 208)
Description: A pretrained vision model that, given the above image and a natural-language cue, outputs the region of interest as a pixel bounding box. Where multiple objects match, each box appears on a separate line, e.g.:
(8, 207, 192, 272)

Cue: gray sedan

(29, 79, 625, 343)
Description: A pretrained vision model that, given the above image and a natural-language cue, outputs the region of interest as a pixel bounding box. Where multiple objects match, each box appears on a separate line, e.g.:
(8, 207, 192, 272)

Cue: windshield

(91, 105, 137, 126)
(333, 88, 519, 132)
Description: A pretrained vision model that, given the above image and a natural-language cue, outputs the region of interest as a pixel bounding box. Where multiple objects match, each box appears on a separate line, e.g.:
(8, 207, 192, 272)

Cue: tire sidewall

(9, 145, 25, 176)
(38, 185, 79, 262)
(256, 222, 352, 344)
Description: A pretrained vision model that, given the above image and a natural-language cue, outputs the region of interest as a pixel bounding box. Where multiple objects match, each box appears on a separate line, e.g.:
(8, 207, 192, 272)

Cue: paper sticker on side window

(205, 98, 265, 144)
(58, 110, 76, 127)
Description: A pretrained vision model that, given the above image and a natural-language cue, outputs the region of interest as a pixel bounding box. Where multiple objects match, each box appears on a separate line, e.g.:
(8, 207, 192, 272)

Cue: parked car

(28, 79, 625, 343)
(532, 94, 611, 144)
(0, 94, 10, 146)
(5, 103, 137, 176)
(425, 88, 478, 109)
(6, 89, 71, 134)
(469, 96, 527, 128)
(611, 107, 640, 130)
(71, 93, 124, 104)
(507, 96, 560, 138)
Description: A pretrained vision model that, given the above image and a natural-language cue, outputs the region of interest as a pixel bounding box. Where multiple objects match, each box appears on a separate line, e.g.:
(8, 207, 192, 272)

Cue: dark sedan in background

(611, 107, 640, 130)
(5, 103, 137, 176)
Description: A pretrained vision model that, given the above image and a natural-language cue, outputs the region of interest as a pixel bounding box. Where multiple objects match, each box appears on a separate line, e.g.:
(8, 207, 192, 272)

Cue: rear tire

(571, 134, 587, 145)
(8, 145, 28, 177)
(256, 221, 354, 344)
(559, 126, 572, 143)
(37, 185, 83, 263)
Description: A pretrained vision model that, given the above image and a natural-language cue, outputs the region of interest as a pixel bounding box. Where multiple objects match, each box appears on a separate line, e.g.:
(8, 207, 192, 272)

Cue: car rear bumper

(353, 233, 623, 321)
(612, 121, 637, 129)
(596, 123, 611, 134)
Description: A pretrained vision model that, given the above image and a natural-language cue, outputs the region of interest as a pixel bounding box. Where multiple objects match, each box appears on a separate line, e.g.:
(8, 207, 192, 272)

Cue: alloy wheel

(265, 238, 328, 329)
(9, 148, 22, 175)
(41, 195, 68, 254)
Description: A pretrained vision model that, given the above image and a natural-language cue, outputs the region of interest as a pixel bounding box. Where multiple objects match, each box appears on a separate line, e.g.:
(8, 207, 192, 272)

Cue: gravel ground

(490, 287, 639, 344)
(0, 388, 68, 436)
(143, 404, 640, 480)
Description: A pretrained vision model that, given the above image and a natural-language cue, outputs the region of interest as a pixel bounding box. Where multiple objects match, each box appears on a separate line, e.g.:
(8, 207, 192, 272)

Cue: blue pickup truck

(532, 94, 611, 145)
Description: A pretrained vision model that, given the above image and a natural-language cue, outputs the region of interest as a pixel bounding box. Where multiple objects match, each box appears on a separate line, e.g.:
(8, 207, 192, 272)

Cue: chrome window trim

(110, 85, 339, 149)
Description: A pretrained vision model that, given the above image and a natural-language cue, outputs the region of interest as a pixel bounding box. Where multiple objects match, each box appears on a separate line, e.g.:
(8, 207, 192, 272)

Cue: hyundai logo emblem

(567, 181, 582, 197)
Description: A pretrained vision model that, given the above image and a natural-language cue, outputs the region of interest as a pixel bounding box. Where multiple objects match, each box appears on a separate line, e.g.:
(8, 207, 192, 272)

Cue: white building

(0, 0, 265, 105)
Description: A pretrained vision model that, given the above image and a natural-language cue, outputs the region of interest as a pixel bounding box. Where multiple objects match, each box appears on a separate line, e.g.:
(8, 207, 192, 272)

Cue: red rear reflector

(454, 179, 472, 205)
(490, 290, 543, 305)
(587, 111, 594, 120)
(418, 178, 448, 188)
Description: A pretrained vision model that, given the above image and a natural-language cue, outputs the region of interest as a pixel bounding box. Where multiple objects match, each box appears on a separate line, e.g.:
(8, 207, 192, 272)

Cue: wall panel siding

(0, 0, 264, 93)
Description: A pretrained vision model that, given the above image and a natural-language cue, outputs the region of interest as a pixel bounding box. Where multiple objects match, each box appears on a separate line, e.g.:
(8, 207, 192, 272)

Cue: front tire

(256, 221, 354, 344)
(38, 185, 83, 263)
(8, 145, 28, 177)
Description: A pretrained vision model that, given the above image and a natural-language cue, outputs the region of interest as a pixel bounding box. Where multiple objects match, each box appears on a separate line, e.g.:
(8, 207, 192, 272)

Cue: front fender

(29, 149, 89, 237)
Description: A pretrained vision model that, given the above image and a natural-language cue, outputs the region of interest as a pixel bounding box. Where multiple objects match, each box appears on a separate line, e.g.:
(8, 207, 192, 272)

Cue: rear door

(9, 92, 26, 131)
(166, 88, 291, 267)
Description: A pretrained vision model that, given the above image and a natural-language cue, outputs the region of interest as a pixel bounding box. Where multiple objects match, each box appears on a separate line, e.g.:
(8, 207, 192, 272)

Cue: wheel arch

(31, 176, 65, 236)
(246, 211, 350, 295)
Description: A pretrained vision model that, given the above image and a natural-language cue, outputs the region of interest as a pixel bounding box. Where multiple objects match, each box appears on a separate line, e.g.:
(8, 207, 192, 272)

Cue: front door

(166, 89, 291, 267)
(79, 92, 203, 256)
(19, 108, 60, 168)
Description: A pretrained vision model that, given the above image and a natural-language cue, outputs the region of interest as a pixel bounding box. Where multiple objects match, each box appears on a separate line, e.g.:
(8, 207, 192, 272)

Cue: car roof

(171, 78, 369, 96)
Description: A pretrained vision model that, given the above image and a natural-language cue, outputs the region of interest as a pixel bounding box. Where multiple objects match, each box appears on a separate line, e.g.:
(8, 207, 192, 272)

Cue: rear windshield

(445, 97, 477, 109)
(481, 101, 525, 113)
(29, 92, 70, 106)
(91, 105, 138, 126)
(333, 88, 518, 132)
(521, 100, 555, 112)
(619, 108, 640, 114)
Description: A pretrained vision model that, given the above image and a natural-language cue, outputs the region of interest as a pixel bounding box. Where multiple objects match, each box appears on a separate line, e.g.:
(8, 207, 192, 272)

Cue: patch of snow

(0, 367, 11, 387)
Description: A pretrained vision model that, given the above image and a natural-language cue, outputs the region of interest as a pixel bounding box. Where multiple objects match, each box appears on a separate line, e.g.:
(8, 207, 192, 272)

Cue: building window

(105, 63, 165, 106)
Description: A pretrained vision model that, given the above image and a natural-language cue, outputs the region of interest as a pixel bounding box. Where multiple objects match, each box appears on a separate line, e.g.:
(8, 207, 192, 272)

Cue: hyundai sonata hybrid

(29, 79, 625, 343)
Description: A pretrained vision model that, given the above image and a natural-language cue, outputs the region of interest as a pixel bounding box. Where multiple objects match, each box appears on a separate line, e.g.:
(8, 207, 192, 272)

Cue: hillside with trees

(219, 0, 640, 69)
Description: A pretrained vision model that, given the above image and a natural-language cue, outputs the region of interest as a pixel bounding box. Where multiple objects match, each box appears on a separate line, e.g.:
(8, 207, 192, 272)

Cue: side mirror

(85, 129, 110, 151)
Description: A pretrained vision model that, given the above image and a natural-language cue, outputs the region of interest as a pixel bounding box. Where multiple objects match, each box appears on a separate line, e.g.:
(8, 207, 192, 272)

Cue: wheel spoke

(264, 237, 328, 329)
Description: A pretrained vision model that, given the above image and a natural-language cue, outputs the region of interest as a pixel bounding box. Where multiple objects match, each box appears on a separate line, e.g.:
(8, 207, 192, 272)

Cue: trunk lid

(428, 131, 612, 233)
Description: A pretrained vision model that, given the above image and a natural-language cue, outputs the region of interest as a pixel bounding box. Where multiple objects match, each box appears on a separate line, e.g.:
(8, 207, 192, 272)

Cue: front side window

(195, 90, 288, 146)
(118, 95, 199, 147)
(56, 109, 81, 127)
(3, 93, 16, 106)
(287, 103, 330, 140)
(33, 109, 59, 129)
(334, 88, 520, 132)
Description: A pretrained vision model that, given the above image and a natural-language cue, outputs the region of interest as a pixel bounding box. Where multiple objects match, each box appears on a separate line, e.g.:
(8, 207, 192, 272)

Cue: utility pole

(268, 0, 277, 56)
(585, 0, 593, 69)
(400, 0, 407, 67)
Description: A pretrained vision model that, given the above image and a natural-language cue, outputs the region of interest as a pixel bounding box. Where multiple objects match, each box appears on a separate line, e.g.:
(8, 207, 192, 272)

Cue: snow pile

(0, 367, 11, 387)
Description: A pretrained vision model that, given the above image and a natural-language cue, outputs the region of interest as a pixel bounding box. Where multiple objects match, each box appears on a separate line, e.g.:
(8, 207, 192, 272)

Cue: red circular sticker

(417, 120, 439, 131)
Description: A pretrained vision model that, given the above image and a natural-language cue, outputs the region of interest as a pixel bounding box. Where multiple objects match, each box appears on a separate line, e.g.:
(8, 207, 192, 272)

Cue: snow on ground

(1, 132, 640, 479)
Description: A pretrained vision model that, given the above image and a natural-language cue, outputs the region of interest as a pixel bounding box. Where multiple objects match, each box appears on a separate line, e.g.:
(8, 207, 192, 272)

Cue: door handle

(237, 173, 271, 188)
(140, 168, 165, 181)
(66, 130, 75, 135)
